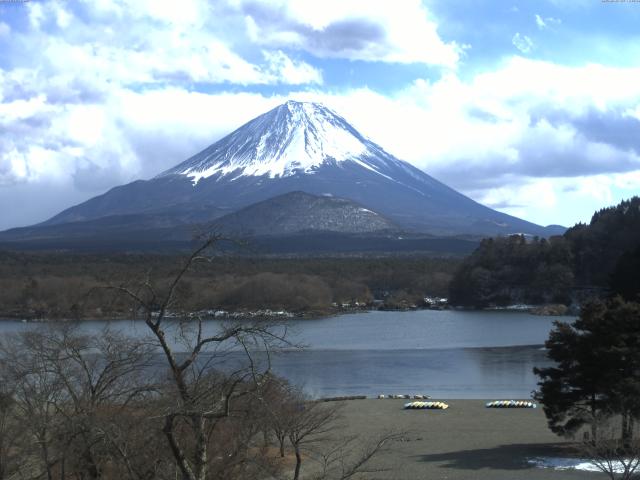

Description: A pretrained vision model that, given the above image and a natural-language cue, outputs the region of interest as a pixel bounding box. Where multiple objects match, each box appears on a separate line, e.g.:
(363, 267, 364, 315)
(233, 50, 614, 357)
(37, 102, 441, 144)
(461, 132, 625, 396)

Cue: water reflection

(269, 346, 552, 399)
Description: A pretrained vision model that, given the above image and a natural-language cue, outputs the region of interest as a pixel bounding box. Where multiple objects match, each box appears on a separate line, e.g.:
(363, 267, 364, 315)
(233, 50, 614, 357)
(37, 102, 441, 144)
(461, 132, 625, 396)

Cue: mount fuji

(0, 101, 564, 250)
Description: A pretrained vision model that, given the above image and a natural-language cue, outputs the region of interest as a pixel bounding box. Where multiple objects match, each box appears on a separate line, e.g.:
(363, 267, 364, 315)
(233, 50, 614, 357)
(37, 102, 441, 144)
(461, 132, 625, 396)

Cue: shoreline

(0, 303, 572, 323)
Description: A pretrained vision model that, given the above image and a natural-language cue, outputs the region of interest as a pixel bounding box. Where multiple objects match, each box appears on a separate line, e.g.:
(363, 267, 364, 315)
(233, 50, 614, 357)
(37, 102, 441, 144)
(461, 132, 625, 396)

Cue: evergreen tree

(534, 298, 640, 444)
(611, 245, 640, 302)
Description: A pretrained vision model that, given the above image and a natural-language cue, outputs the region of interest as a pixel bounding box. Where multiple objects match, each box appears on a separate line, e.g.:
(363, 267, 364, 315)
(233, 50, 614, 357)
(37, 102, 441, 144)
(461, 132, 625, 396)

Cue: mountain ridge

(7, 101, 564, 248)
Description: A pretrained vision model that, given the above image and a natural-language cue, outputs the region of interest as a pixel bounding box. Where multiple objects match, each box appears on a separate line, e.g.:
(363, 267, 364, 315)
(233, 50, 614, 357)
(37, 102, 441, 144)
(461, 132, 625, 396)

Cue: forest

(450, 197, 640, 307)
(3, 197, 639, 318)
(0, 252, 458, 319)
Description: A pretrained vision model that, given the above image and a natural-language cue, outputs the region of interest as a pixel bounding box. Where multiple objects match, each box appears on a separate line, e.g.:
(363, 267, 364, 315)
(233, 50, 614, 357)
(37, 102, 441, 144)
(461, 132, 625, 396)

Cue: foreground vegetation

(0, 325, 397, 480)
(0, 239, 397, 480)
(0, 253, 458, 319)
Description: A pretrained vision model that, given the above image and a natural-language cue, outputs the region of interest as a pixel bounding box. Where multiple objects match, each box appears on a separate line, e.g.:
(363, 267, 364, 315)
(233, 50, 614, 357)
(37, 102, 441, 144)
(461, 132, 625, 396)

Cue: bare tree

(264, 386, 401, 480)
(0, 324, 160, 480)
(309, 431, 402, 480)
(286, 398, 341, 480)
(278, 394, 402, 480)
(259, 374, 297, 458)
(0, 330, 66, 480)
(44, 326, 156, 479)
(582, 419, 640, 480)
(0, 387, 22, 480)
(102, 235, 289, 480)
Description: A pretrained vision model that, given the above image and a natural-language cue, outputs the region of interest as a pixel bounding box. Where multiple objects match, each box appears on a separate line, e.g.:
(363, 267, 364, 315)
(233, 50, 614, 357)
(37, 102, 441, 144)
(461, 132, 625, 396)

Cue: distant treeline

(450, 197, 640, 307)
(0, 253, 459, 319)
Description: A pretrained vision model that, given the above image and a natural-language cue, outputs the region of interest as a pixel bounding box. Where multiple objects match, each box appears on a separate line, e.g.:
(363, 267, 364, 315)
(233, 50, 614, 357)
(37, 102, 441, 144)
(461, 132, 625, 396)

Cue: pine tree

(534, 298, 640, 444)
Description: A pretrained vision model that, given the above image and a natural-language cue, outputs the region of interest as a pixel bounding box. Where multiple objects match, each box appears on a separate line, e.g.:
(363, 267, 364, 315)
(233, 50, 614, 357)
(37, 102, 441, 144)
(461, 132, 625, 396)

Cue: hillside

(214, 191, 399, 236)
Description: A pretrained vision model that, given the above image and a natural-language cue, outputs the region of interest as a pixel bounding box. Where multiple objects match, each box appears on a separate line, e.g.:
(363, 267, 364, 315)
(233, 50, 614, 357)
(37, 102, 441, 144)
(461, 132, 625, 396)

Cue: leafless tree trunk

(102, 235, 289, 480)
(285, 397, 342, 480)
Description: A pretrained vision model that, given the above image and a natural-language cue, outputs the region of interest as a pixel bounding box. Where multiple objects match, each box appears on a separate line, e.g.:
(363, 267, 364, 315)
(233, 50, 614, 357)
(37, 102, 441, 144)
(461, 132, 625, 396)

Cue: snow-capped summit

(158, 101, 396, 183)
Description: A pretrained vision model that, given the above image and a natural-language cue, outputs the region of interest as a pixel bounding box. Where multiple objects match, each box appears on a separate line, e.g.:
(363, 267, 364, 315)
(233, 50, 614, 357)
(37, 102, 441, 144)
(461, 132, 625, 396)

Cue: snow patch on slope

(161, 101, 391, 184)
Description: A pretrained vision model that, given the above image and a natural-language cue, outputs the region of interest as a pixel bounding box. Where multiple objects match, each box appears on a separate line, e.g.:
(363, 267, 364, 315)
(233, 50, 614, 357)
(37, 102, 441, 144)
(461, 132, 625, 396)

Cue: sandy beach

(330, 399, 600, 480)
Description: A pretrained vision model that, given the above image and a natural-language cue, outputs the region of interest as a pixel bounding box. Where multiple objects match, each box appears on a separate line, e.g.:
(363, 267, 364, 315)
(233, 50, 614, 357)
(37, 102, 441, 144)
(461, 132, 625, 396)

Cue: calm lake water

(0, 310, 564, 399)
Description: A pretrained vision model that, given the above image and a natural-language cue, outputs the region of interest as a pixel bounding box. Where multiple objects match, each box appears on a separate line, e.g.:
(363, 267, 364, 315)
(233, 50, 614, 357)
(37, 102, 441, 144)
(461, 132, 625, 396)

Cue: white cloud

(0, 95, 52, 123)
(612, 170, 640, 192)
(54, 4, 73, 28)
(126, 0, 208, 26)
(512, 33, 534, 54)
(16, 0, 322, 88)
(365, 58, 640, 174)
(89, 31, 293, 85)
(482, 179, 558, 210)
(263, 50, 323, 85)
(535, 14, 562, 29)
(27, 2, 45, 29)
(240, 0, 461, 68)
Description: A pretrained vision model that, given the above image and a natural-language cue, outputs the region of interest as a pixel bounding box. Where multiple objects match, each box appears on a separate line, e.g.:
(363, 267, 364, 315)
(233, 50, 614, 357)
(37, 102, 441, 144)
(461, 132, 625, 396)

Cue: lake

(0, 309, 564, 399)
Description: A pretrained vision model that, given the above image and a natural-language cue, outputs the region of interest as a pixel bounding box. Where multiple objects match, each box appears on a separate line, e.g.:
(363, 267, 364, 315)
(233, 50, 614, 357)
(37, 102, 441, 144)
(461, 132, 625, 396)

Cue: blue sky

(1, 0, 640, 230)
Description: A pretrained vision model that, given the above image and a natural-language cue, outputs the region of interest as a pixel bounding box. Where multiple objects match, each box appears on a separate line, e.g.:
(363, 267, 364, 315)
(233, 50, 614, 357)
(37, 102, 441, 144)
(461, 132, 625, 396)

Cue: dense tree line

(449, 235, 574, 307)
(567, 197, 640, 287)
(0, 253, 458, 319)
(450, 197, 640, 307)
(611, 245, 640, 302)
